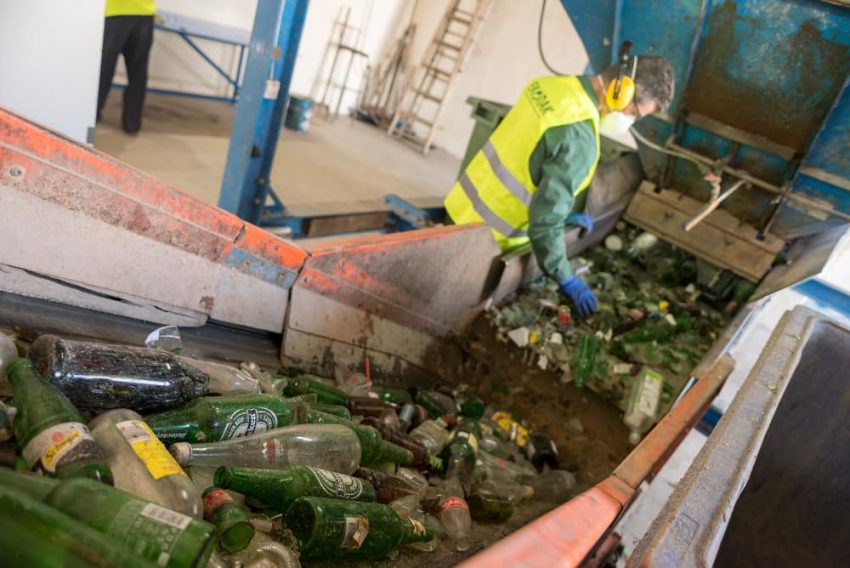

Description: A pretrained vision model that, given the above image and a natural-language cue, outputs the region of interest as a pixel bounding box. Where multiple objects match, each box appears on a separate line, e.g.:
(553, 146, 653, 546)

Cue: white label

(117, 420, 152, 444)
(140, 503, 192, 530)
(637, 370, 663, 416)
(614, 363, 633, 375)
(22, 422, 93, 472)
(263, 79, 280, 99)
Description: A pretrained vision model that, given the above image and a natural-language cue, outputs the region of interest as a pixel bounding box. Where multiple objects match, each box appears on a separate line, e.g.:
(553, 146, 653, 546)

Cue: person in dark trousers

(97, 0, 157, 134)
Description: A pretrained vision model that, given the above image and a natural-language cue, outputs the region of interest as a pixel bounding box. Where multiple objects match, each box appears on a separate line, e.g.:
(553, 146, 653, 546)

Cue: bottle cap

(169, 442, 193, 465)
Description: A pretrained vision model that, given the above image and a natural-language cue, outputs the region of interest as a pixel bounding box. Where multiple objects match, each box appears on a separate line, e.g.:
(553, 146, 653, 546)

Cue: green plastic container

(459, 96, 512, 176)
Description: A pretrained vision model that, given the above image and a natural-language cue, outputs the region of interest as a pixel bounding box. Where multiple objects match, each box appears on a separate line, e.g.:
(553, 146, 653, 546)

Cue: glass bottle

(177, 357, 260, 395)
(202, 487, 254, 553)
(145, 395, 308, 444)
(0, 332, 18, 394)
(281, 375, 349, 406)
(308, 402, 351, 419)
(29, 335, 209, 413)
(8, 359, 112, 484)
(468, 493, 514, 522)
(347, 395, 388, 417)
(225, 532, 301, 568)
(215, 465, 376, 512)
(169, 424, 361, 474)
(571, 334, 599, 389)
(434, 477, 471, 552)
(376, 387, 413, 406)
(304, 409, 413, 466)
(398, 403, 417, 432)
(90, 409, 201, 518)
(409, 419, 450, 455)
(441, 418, 482, 487)
(624, 367, 664, 444)
(284, 497, 434, 559)
(361, 416, 429, 468)
(525, 431, 560, 472)
(455, 390, 485, 419)
(528, 469, 577, 503)
(0, 484, 154, 568)
(0, 468, 216, 568)
(414, 389, 455, 419)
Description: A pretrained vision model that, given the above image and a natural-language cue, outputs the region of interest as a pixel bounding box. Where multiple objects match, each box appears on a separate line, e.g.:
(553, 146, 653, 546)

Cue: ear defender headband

(606, 41, 638, 111)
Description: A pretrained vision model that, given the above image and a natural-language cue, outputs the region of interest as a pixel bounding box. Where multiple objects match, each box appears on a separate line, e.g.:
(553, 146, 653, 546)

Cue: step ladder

(387, 0, 493, 154)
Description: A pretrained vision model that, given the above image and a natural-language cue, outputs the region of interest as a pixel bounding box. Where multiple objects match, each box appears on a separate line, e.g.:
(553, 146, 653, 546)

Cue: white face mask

(598, 111, 637, 148)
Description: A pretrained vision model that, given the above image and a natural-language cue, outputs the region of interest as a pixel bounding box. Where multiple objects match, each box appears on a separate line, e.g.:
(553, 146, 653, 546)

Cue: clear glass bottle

(177, 357, 260, 395)
(409, 419, 449, 455)
(434, 476, 471, 552)
(170, 424, 361, 474)
(90, 409, 201, 518)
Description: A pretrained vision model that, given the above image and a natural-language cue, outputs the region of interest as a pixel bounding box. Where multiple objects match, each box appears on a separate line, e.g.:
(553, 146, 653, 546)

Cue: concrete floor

(94, 92, 460, 216)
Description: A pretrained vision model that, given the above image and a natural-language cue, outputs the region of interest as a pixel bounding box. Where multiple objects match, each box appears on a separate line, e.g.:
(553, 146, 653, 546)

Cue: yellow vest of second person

(106, 0, 156, 17)
(445, 76, 601, 250)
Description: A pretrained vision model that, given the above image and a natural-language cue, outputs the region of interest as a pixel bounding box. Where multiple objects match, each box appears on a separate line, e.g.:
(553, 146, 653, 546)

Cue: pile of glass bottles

(488, 223, 747, 429)
(0, 330, 577, 566)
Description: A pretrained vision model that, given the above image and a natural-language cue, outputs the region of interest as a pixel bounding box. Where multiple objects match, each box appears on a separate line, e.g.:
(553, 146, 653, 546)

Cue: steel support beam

(219, 0, 309, 223)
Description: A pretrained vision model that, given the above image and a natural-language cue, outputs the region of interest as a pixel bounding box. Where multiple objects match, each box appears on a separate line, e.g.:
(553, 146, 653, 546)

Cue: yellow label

(117, 420, 186, 480)
(24, 422, 94, 473)
(43, 428, 81, 470)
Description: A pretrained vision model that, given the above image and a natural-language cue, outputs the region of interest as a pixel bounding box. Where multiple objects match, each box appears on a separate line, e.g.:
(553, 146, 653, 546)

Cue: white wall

(392, 0, 589, 157)
(0, 0, 105, 142)
(121, 0, 409, 110)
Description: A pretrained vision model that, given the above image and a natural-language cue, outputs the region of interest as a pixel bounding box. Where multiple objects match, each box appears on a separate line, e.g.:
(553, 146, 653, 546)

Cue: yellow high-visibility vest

(105, 0, 156, 17)
(445, 76, 600, 250)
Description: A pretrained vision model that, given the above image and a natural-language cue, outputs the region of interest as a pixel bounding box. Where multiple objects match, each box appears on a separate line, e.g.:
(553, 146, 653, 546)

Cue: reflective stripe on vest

(444, 76, 600, 249)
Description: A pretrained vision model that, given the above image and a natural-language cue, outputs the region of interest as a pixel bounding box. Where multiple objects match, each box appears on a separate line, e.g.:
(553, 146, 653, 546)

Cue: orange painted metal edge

(307, 222, 483, 255)
(460, 355, 735, 568)
(0, 107, 308, 272)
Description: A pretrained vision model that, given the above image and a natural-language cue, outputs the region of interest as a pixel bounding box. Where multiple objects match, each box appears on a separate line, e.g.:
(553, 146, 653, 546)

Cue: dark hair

(602, 55, 675, 111)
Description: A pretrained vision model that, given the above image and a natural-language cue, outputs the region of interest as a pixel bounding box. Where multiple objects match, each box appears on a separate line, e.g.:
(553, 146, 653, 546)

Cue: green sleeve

(527, 121, 598, 283)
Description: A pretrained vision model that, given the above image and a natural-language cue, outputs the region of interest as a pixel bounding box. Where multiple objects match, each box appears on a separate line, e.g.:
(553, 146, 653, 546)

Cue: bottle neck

(0, 467, 59, 500)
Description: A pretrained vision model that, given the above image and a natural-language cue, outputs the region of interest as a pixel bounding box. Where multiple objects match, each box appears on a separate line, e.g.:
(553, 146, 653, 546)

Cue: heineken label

(22, 422, 96, 473)
(221, 408, 277, 440)
(309, 467, 365, 500)
(341, 516, 369, 550)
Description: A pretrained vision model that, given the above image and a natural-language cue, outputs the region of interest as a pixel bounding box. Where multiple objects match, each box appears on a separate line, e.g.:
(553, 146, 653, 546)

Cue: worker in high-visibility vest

(445, 51, 674, 317)
(97, 0, 157, 134)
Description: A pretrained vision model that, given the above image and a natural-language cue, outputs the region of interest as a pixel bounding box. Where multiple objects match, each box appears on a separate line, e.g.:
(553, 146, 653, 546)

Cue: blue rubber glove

(560, 276, 598, 317)
(566, 213, 593, 238)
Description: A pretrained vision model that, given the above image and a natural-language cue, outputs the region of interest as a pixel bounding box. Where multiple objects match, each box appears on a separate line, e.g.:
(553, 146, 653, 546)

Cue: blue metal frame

(218, 0, 309, 224)
(113, 11, 249, 104)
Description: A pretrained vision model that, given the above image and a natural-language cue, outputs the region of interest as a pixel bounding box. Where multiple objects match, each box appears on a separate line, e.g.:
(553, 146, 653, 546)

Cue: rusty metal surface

(0, 107, 308, 331)
(685, 0, 850, 152)
(628, 307, 835, 567)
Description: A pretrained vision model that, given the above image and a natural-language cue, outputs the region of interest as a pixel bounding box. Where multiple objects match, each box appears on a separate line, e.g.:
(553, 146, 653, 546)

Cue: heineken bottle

(170, 424, 361, 474)
(285, 497, 434, 559)
(29, 335, 209, 413)
(305, 409, 414, 466)
(202, 488, 254, 553)
(8, 359, 112, 484)
(0, 484, 156, 568)
(0, 468, 216, 568)
(281, 375, 349, 406)
(90, 409, 202, 518)
(215, 465, 376, 512)
(145, 395, 308, 444)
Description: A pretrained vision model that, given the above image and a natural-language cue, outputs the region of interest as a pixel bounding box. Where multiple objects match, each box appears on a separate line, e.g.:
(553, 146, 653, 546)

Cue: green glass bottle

(305, 409, 414, 466)
(468, 493, 514, 522)
(414, 389, 455, 419)
(282, 375, 349, 406)
(145, 395, 308, 444)
(441, 418, 482, 485)
(285, 497, 434, 559)
(375, 387, 413, 405)
(0, 484, 156, 568)
(0, 468, 216, 568)
(571, 334, 599, 389)
(309, 402, 352, 419)
(215, 465, 376, 512)
(455, 390, 485, 419)
(8, 359, 112, 484)
(202, 487, 254, 553)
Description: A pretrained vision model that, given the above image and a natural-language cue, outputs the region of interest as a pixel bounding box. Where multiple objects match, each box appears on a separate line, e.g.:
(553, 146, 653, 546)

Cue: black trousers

(97, 15, 154, 133)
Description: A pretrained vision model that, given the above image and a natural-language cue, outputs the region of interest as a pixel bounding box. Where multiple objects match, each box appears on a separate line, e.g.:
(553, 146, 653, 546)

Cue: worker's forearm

(529, 223, 573, 282)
